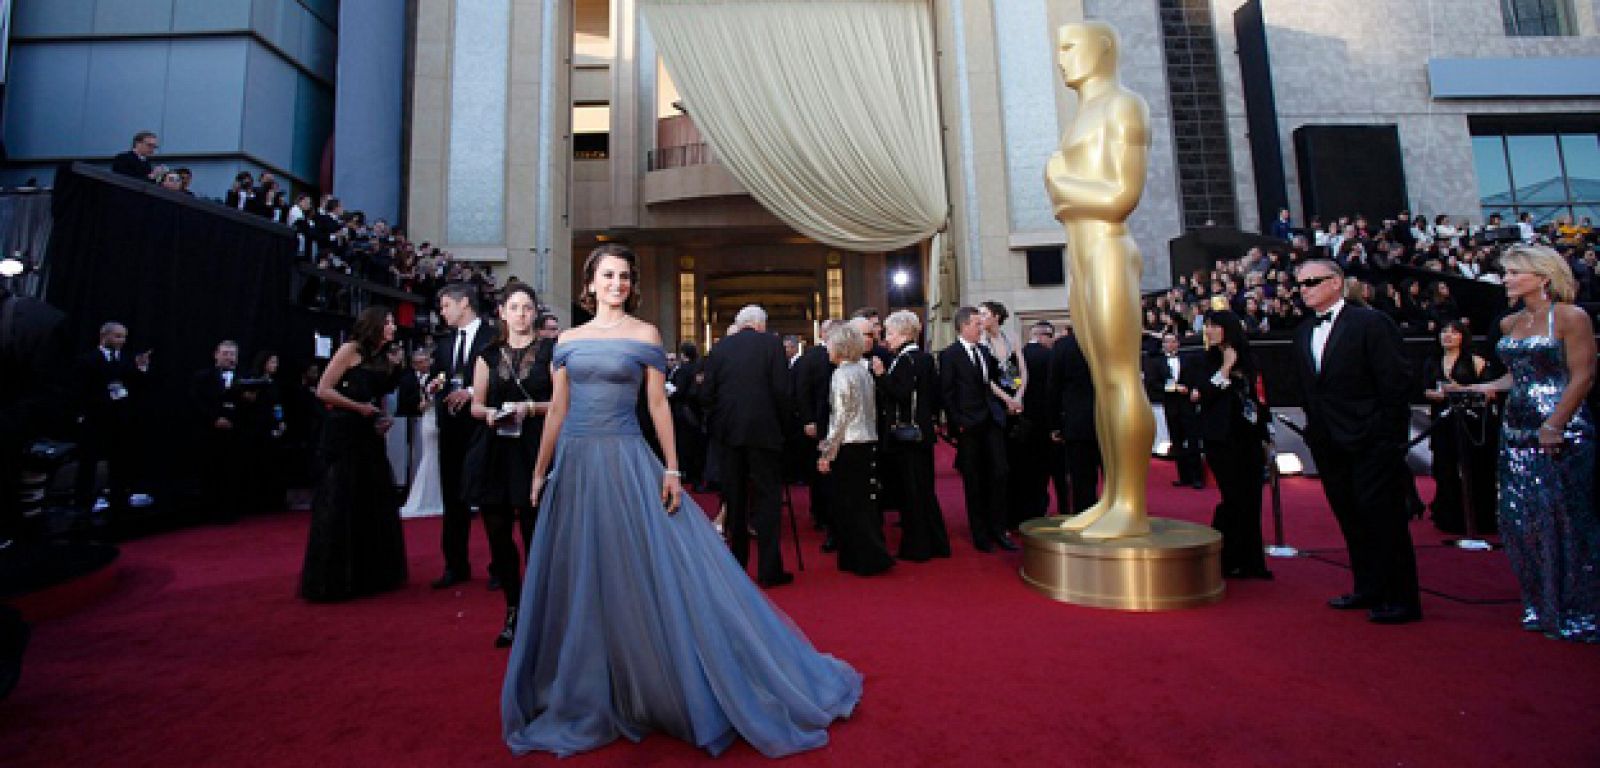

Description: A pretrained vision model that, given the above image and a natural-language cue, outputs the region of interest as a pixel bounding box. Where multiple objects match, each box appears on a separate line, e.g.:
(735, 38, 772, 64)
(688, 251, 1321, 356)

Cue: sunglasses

(1298, 275, 1336, 288)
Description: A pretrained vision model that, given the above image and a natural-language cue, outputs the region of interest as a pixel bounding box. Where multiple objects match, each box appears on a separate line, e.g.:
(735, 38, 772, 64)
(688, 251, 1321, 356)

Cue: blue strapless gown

(501, 339, 862, 757)
(1497, 322, 1599, 643)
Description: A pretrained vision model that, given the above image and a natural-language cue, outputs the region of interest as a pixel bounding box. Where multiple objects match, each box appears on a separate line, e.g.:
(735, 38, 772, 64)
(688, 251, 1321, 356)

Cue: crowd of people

(110, 129, 496, 323)
(1145, 207, 1600, 344)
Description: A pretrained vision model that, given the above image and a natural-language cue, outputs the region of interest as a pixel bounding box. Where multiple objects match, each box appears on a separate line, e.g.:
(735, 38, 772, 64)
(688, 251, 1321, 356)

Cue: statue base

(1018, 517, 1223, 611)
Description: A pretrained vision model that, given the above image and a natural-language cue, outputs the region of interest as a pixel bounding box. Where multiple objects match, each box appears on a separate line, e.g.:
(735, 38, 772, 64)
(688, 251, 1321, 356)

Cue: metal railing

(646, 142, 715, 171)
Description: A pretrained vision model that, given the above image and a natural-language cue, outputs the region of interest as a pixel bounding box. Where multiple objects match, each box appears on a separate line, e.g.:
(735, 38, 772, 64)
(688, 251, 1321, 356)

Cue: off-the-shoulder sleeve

(633, 343, 668, 373)
(552, 343, 576, 371)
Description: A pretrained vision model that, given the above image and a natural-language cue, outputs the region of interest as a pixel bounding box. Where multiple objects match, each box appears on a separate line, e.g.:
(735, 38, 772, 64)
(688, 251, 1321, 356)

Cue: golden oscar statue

(1021, 21, 1221, 609)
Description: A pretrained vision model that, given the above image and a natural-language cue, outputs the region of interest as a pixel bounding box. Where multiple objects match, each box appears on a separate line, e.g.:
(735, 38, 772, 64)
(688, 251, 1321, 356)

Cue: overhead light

(891, 269, 911, 289)
(0, 258, 24, 278)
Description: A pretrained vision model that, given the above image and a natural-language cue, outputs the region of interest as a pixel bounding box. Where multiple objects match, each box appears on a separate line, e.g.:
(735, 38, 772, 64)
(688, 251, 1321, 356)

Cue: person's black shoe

(973, 539, 995, 553)
(820, 535, 837, 553)
(1367, 605, 1423, 624)
(759, 572, 795, 588)
(1226, 568, 1275, 580)
(1190, 481, 1206, 490)
(430, 570, 468, 589)
(486, 576, 501, 591)
(1327, 593, 1376, 610)
(1171, 479, 1190, 487)
(994, 533, 1019, 551)
(495, 607, 518, 648)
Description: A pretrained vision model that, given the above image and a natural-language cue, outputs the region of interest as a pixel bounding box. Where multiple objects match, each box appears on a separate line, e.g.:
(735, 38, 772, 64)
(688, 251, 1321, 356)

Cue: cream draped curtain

(639, 0, 949, 253)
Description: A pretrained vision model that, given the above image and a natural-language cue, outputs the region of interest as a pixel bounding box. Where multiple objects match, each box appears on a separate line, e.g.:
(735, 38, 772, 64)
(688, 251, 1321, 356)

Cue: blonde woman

(817, 322, 894, 576)
(1465, 244, 1597, 642)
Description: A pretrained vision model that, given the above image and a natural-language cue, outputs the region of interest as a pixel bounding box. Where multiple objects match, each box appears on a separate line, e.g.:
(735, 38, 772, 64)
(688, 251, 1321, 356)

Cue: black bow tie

(1313, 312, 1334, 327)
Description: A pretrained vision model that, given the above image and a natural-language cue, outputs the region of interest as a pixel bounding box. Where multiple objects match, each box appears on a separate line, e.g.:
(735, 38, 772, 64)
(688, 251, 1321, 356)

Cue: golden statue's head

(1056, 21, 1120, 88)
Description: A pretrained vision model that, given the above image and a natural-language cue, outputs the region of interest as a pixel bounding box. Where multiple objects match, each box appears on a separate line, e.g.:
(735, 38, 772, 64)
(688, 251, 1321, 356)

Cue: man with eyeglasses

(111, 131, 166, 182)
(1293, 258, 1421, 624)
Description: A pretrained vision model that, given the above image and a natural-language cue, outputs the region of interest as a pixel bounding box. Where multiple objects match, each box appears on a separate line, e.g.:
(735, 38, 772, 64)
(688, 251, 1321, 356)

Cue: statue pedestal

(1019, 517, 1223, 611)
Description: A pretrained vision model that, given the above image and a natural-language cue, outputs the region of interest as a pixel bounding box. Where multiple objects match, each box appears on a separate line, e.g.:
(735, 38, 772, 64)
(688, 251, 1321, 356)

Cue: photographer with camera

(1421, 320, 1500, 536)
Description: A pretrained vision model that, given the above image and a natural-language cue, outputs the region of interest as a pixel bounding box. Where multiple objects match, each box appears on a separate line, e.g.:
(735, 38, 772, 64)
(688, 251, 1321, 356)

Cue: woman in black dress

(878, 310, 949, 562)
(468, 283, 553, 646)
(1422, 319, 1500, 535)
(816, 322, 894, 577)
(1195, 309, 1272, 580)
(300, 307, 408, 601)
(977, 301, 1027, 529)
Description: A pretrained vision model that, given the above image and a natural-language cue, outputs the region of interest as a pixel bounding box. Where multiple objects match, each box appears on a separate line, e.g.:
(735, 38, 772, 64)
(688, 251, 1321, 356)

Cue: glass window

(446, 0, 511, 246)
(1501, 0, 1575, 36)
(1506, 134, 1566, 203)
(1472, 136, 1513, 206)
(1559, 134, 1600, 190)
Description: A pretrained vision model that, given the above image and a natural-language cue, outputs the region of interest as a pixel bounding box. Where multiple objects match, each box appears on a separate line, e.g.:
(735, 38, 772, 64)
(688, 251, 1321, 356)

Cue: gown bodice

(1496, 312, 1594, 443)
(552, 339, 665, 438)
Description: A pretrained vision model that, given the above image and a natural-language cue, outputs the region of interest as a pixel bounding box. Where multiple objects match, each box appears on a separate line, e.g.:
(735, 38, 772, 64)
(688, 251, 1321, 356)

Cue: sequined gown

(1496, 310, 1599, 642)
(502, 339, 862, 757)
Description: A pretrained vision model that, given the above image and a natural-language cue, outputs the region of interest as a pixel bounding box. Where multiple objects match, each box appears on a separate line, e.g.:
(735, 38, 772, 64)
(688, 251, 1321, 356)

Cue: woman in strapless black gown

(299, 307, 407, 602)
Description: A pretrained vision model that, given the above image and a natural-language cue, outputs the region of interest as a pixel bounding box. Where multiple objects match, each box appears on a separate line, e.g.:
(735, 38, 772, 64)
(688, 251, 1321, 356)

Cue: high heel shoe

(495, 606, 518, 648)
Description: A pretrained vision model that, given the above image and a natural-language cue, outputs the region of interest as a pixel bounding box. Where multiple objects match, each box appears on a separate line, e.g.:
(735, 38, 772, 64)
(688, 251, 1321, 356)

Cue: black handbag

(887, 351, 923, 443)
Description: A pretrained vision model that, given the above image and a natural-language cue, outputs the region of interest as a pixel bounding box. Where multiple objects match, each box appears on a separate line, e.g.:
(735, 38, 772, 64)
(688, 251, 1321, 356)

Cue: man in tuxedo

(1015, 321, 1065, 521)
(191, 340, 244, 521)
(111, 132, 163, 182)
(1294, 258, 1421, 624)
(1048, 322, 1102, 515)
(940, 307, 1018, 552)
(395, 349, 432, 418)
(793, 319, 837, 541)
(668, 341, 705, 489)
(700, 305, 794, 586)
(1145, 332, 1206, 489)
(853, 307, 893, 369)
(430, 284, 493, 588)
(73, 323, 150, 519)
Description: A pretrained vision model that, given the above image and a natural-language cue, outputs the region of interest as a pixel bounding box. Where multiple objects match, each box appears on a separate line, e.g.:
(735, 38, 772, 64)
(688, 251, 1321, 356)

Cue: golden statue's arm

(1045, 97, 1149, 222)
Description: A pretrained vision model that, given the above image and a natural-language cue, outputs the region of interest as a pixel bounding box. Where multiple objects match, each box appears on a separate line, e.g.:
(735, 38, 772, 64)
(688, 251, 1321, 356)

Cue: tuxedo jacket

(110, 151, 152, 181)
(432, 322, 496, 432)
(1294, 305, 1412, 450)
(74, 349, 144, 429)
(1144, 351, 1206, 412)
(394, 369, 430, 418)
(939, 340, 1006, 431)
(698, 328, 792, 451)
(1047, 334, 1097, 442)
(792, 345, 835, 432)
(1020, 341, 1054, 421)
(190, 367, 240, 429)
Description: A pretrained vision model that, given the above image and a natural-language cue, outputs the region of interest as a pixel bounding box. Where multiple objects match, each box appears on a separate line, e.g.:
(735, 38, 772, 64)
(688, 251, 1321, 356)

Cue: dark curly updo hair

(980, 300, 1009, 325)
(579, 243, 641, 314)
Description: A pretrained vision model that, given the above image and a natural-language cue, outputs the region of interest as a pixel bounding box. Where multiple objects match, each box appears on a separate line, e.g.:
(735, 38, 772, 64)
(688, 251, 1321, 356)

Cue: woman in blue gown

(1467, 245, 1598, 642)
(501, 244, 862, 757)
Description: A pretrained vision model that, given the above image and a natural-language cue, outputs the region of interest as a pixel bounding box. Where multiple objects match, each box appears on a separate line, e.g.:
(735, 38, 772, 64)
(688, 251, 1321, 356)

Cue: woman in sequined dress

(816, 322, 894, 577)
(1465, 245, 1598, 642)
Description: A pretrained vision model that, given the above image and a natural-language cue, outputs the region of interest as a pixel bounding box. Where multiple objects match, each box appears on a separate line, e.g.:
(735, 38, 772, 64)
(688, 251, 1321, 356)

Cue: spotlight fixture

(1273, 452, 1304, 475)
(0, 258, 24, 278)
(891, 269, 911, 289)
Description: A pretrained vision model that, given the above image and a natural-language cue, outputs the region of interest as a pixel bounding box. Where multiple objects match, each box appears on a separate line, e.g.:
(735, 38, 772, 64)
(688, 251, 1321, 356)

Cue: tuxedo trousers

(954, 422, 1008, 546)
(436, 417, 475, 575)
(720, 444, 785, 581)
(1307, 437, 1421, 610)
(1062, 438, 1103, 515)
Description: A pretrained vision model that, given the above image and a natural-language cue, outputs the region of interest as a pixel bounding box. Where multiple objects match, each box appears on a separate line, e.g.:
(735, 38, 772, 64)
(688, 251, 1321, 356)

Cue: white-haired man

(700, 304, 795, 586)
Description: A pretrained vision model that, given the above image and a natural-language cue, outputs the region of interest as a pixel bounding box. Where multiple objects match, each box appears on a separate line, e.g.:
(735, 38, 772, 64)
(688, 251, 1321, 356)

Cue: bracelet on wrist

(1539, 423, 1561, 433)
(664, 469, 683, 477)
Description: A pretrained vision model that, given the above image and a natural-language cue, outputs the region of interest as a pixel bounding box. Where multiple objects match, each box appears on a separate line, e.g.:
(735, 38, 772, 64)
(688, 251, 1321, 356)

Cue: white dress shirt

(1310, 299, 1346, 372)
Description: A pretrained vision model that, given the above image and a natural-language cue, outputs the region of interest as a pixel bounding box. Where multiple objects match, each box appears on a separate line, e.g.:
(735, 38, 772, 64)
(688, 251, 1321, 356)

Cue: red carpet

(3, 450, 1597, 766)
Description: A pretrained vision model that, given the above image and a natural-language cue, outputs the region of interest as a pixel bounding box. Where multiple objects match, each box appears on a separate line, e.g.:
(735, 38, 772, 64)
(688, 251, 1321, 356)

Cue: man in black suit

(1145, 332, 1206, 489)
(1294, 258, 1421, 624)
(700, 305, 794, 586)
(1047, 322, 1102, 515)
(940, 306, 1018, 552)
(395, 348, 432, 418)
(793, 319, 837, 541)
(1015, 320, 1065, 521)
(668, 341, 705, 488)
(111, 131, 163, 182)
(73, 322, 150, 519)
(430, 283, 493, 588)
(191, 340, 244, 521)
